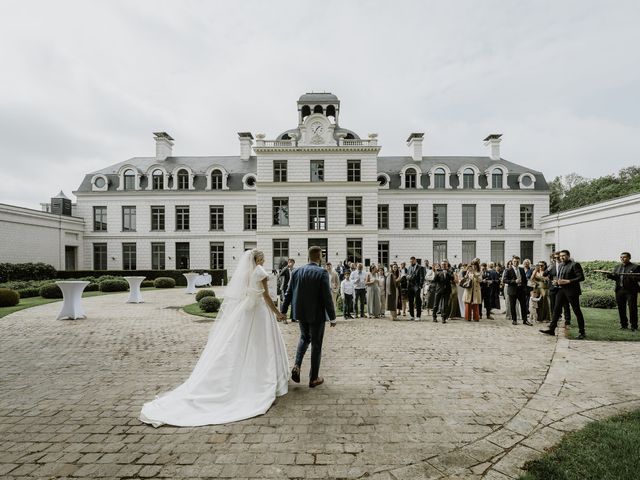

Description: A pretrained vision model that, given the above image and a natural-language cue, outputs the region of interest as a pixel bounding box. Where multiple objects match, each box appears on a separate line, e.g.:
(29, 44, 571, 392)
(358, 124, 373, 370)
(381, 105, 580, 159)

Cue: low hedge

(581, 290, 617, 309)
(195, 289, 216, 302)
(99, 279, 129, 292)
(84, 283, 100, 292)
(56, 269, 227, 286)
(0, 288, 20, 307)
(16, 287, 41, 298)
(141, 280, 155, 288)
(154, 277, 176, 289)
(0, 262, 57, 282)
(199, 296, 221, 313)
(39, 283, 63, 299)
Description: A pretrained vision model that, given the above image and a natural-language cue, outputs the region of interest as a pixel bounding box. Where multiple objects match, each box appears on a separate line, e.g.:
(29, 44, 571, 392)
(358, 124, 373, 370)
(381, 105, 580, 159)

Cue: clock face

(310, 121, 324, 135)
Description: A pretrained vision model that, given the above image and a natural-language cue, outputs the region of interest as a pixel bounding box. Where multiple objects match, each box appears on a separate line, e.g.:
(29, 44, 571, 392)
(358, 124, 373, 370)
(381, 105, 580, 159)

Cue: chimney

(238, 132, 254, 161)
(153, 132, 174, 160)
(483, 134, 502, 160)
(406, 132, 424, 162)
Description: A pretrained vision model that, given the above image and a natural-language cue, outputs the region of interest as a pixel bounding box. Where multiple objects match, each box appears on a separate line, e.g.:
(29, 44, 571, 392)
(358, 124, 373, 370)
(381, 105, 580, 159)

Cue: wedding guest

(432, 261, 453, 323)
(387, 264, 401, 321)
(530, 261, 551, 321)
(399, 262, 409, 317)
(350, 263, 367, 318)
(605, 252, 640, 331)
(340, 271, 354, 319)
(481, 262, 499, 320)
(278, 258, 296, 321)
(406, 256, 426, 321)
(326, 262, 340, 309)
(523, 258, 533, 315)
(462, 260, 483, 321)
(502, 260, 513, 320)
(505, 256, 531, 326)
(365, 265, 382, 318)
(544, 252, 572, 326)
(378, 264, 387, 317)
(449, 262, 462, 319)
(424, 263, 435, 316)
(529, 289, 541, 321)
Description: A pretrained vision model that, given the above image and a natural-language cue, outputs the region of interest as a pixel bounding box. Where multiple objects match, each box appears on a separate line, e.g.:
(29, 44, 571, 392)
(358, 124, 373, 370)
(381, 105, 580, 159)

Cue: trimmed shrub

(0, 262, 57, 282)
(580, 290, 617, 309)
(84, 283, 100, 292)
(56, 269, 227, 286)
(39, 283, 63, 299)
(141, 280, 155, 288)
(16, 287, 41, 298)
(0, 288, 20, 307)
(195, 289, 216, 302)
(199, 296, 221, 313)
(154, 277, 176, 289)
(99, 279, 129, 292)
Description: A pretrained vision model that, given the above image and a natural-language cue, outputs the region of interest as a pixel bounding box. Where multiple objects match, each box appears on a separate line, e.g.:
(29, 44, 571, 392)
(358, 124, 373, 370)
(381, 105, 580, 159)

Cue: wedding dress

(139, 250, 290, 427)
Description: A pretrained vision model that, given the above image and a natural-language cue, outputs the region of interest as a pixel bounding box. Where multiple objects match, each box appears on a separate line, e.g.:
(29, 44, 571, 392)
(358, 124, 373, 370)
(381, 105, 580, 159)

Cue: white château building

(72, 92, 549, 273)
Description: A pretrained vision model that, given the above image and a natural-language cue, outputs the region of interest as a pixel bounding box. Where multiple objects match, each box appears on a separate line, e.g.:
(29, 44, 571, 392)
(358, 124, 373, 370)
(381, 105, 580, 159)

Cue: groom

(281, 246, 336, 388)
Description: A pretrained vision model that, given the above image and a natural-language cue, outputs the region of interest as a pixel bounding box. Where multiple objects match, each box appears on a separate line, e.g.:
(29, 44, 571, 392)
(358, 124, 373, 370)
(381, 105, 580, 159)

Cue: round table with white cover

(55, 281, 90, 320)
(183, 273, 199, 294)
(124, 276, 146, 303)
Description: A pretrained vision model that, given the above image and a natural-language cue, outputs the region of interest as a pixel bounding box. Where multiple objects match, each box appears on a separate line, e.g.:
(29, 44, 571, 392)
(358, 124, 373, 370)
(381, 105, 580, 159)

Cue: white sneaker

(409, 317, 415, 321)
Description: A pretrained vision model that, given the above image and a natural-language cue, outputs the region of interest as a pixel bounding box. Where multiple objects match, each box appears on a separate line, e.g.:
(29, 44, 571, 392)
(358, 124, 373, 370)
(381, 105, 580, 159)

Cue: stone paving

(1, 287, 639, 479)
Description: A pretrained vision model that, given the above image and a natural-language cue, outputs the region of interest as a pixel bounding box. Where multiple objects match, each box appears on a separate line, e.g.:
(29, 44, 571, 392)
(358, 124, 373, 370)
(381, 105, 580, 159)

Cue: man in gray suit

(281, 246, 337, 388)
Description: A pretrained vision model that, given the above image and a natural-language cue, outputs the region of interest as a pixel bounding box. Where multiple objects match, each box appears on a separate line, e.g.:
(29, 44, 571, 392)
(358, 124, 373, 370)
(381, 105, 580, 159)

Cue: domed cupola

(297, 92, 340, 125)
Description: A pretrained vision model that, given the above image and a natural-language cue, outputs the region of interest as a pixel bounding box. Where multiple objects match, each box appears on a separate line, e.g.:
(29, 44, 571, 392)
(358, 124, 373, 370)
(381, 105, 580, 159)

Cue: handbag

(461, 276, 473, 289)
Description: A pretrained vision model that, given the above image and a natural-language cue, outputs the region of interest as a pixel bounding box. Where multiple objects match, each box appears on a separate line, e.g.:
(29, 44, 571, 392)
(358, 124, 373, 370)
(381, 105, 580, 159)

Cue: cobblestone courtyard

(1, 288, 639, 479)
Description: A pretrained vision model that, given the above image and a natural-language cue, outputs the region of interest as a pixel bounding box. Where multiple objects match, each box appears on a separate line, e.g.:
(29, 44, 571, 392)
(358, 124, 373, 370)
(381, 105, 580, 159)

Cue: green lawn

(183, 302, 218, 319)
(0, 288, 155, 319)
(519, 409, 640, 480)
(565, 307, 639, 341)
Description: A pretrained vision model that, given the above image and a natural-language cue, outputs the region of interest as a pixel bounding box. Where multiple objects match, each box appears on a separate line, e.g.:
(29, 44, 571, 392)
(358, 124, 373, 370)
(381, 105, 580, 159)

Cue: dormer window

(242, 173, 257, 190)
(491, 171, 503, 189)
(405, 168, 417, 188)
(434, 168, 446, 189)
(152, 169, 164, 190)
(463, 168, 475, 189)
(123, 169, 136, 190)
(211, 170, 223, 189)
(485, 165, 509, 189)
(518, 173, 536, 189)
(91, 174, 109, 192)
(176, 169, 189, 190)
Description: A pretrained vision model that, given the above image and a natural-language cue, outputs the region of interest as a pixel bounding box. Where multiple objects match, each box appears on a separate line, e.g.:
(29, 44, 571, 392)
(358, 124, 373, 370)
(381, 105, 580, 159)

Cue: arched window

(211, 169, 223, 190)
(152, 169, 164, 190)
(326, 105, 336, 121)
(313, 105, 323, 114)
(463, 168, 475, 189)
(434, 168, 446, 188)
(176, 169, 189, 190)
(405, 168, 417, 188)
(377, 174, 388, 187)
(301, 105, 311, 120)
(123, 169, 135, 190)
(491, 170, 503, 189)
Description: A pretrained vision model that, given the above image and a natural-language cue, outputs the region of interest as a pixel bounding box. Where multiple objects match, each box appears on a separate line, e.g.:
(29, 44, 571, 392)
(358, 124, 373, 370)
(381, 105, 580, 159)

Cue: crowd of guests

(276, 250, 640, 340)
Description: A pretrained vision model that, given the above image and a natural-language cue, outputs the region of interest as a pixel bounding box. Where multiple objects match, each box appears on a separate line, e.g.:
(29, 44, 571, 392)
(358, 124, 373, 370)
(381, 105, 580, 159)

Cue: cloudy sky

(1, 0, 639, 208)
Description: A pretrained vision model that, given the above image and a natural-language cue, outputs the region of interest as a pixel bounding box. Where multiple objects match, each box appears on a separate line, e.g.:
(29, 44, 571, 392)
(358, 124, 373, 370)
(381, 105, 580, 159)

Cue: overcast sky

(1, 0, 639, 209)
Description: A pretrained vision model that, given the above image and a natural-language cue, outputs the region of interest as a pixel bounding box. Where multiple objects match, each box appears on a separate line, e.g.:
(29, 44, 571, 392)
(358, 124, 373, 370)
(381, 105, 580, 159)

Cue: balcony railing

(255, 137, 378, 147)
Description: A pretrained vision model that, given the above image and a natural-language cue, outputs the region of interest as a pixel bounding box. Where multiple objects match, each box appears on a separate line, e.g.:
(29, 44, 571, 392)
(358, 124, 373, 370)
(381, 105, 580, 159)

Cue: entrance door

(65, 246, 77, 271)
(308, 238, 328, 265)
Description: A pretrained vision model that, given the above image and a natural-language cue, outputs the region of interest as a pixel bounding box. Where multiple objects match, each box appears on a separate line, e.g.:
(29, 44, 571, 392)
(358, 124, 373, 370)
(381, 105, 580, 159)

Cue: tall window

(521, 241, 534, 261)
(434, 168, 446, 188)
(273, 198, 289, 226)
(273, 239, 289, 270)
(346, 197, 362, 225)
(378, 241, 389, 267)
(122, 206, 136, 232)
(520, 204, 534, 229)
(150, 206, 165, 231)
(176, 169, 189, 190)
(310, 160, 324, 182)
(491, 204, 505, 229)
(491, 170, 503, 189)
(433, 241, 448, 263)
(308, 198, 327, 230)
(404, 204, 418, 229)
(211, 170, 223, 189)
(93, 243, 107, 270)
(405, 168, 417, 188)
(123, 169, 135, 190)
(433, 204, 447, 230)
(347, 160, 361, 182)
(122, 243, 136, 270)
(209, 206, 224, 231)
(210, 242, 224, 270)
(378, 204, 389, 229)
(176, 242, 190, 269)
(347, 238, 363, 263)
(491, 241, 505, 264)
(151, 242, 165, 270)
(244, 205, 257, 230)
(175, 206, 190, 231)
(93, 206, 107, 231)
(462, 204, 476, 230)
(462, 241, 476, 264)
(273, 161, 287, 182)
(463, 168, 475, 188)
(152, 169, 164, 190)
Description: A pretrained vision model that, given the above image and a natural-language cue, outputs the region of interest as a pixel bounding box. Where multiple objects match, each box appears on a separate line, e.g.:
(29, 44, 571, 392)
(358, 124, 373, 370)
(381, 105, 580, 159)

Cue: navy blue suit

(281, 262, 336, 380)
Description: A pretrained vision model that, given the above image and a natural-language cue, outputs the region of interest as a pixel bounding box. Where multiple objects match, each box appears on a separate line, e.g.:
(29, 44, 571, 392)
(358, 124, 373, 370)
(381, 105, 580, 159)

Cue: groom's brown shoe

(309, 377, 324, 388)
(291, 366, 300, 383)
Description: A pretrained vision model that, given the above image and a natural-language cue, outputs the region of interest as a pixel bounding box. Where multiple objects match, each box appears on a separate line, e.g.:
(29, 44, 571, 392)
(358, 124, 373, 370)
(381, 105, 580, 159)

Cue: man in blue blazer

(281, 246, 337, 388)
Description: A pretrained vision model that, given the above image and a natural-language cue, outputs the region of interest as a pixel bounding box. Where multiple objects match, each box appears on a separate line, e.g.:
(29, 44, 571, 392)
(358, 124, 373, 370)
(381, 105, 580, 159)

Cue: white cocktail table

(183, 272, 199, 294)
(124, 276, 146, 303)
(55, 281, 90, 320)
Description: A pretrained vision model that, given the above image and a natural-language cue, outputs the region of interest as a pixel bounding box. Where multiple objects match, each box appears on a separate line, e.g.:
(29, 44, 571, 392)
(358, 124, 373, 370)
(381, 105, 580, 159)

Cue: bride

(139, 249, 290, 427)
